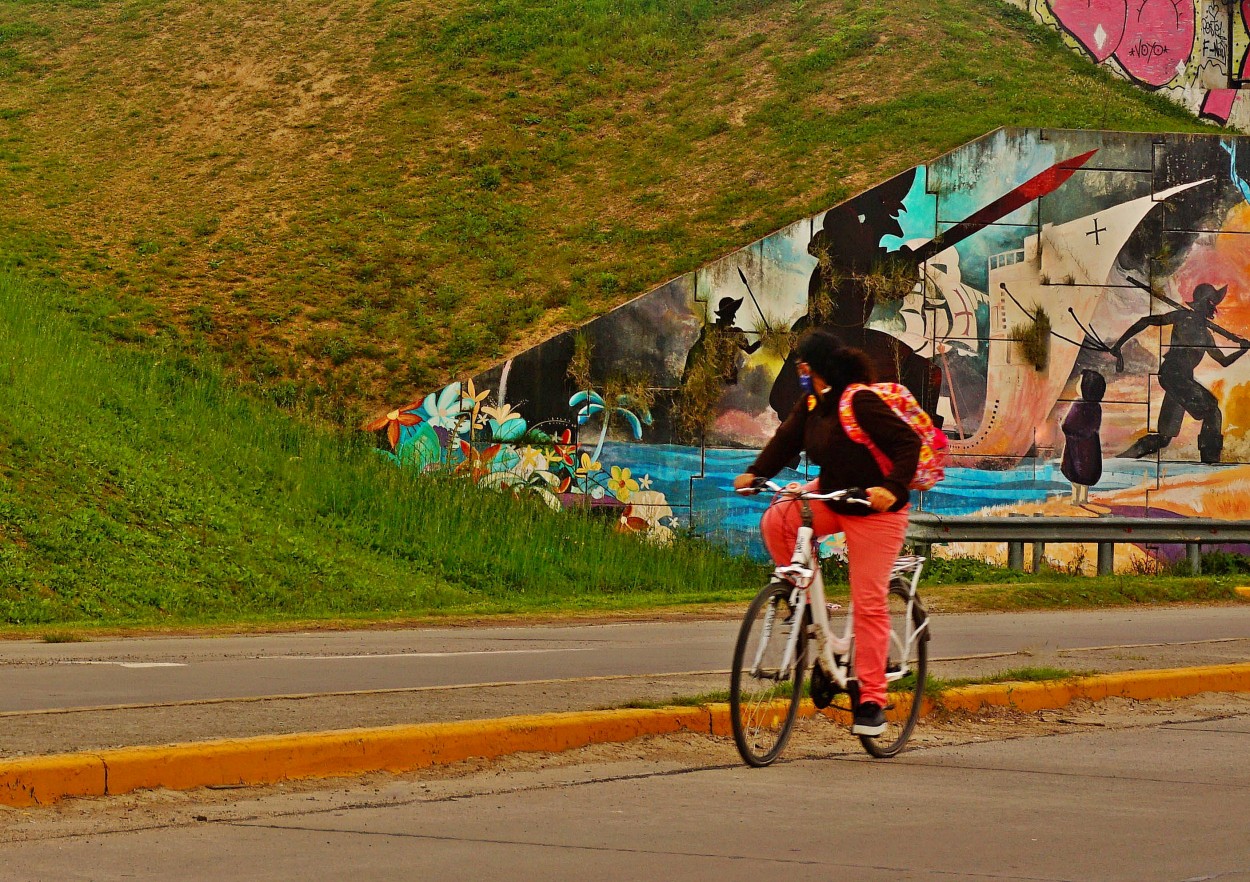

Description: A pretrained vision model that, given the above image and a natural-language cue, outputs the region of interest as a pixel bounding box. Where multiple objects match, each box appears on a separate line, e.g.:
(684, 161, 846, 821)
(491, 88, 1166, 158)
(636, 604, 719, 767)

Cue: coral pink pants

(760, 481, 910, 707)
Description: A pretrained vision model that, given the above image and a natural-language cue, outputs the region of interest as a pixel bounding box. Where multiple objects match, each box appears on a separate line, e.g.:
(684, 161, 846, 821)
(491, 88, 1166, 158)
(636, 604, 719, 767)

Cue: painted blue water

(597, 441, 1228, 558)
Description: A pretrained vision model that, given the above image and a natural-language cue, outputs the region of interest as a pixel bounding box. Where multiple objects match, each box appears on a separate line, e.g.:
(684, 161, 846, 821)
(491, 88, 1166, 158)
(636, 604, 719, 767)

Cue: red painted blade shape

(905, 149, 1099, 262)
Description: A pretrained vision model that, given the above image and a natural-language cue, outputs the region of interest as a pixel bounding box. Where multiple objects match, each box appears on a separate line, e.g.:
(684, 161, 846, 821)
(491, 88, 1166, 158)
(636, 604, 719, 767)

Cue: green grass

(0, 1, 1240, 628)
(914, 573, 1244, 611)
(0, 265, 1238, 631)
(0, 271, 768, 629)
(0, 0, 1217, 425)
(820, 553, 1243, 610)
(924, 666, 1096, 698)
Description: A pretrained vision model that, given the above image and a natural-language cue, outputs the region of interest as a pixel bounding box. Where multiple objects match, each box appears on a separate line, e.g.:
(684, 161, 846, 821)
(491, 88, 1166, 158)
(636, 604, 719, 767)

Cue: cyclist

(733, 329, 920, 737)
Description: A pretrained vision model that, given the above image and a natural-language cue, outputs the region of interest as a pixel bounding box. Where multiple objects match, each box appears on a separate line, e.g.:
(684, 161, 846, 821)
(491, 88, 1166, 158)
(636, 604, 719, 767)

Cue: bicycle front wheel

(860, 580, 928, 758)
(730, 582, 808, 767)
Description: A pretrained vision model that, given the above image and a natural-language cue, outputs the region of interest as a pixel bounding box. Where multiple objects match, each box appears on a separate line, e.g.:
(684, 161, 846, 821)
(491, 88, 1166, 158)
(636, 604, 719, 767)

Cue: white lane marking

(59, 661, 187, 669)
(257, 647, 598, 661)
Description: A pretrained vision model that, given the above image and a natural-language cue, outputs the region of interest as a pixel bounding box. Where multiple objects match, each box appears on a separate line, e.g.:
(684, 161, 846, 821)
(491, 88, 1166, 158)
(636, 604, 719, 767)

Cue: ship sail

(945, 179, 1210, 465)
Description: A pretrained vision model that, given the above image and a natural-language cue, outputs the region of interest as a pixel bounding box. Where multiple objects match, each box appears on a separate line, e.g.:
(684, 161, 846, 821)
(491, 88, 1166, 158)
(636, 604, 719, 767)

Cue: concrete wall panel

(374, 128, 1250, 562)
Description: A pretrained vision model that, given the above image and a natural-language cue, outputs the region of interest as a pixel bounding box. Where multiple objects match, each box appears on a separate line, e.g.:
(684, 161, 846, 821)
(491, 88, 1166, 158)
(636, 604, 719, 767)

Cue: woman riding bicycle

(733, 329, 920, 737)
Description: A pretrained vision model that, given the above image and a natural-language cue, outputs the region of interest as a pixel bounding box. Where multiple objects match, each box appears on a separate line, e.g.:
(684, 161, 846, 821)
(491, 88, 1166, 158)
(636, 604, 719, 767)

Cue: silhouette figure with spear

(1110, 278, 1250, 464)
(679, 275, 763, 389)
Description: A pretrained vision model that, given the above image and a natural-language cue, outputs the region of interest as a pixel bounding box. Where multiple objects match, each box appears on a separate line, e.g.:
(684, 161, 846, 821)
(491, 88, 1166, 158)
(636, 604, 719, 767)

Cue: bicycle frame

(750, 485, 928, 695)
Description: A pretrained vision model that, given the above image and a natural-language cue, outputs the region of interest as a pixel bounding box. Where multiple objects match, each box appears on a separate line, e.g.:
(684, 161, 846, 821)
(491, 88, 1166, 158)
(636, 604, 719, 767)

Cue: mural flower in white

(421, 382, 465, 430)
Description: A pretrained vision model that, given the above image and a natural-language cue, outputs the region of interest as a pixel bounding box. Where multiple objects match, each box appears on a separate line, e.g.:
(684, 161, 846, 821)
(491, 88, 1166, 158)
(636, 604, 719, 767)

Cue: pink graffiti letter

(1048, 0, 1127, 62)
(1115, 0, 1196, 87)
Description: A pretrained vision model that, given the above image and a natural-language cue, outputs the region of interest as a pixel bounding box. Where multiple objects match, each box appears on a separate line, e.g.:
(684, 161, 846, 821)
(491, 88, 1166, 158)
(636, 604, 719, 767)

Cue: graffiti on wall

(1011, 0, 1250, 126)
(372, 127, 1250, 565)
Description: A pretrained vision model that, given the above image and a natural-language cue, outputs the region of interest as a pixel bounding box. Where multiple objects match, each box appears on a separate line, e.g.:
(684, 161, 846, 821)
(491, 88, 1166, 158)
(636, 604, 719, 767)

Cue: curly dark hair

(795, 329, 874, 394)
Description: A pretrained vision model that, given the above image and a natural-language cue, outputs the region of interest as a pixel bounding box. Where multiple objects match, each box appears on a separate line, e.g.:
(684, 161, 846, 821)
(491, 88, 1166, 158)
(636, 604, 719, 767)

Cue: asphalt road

(2, 606, 1248, 713)
(3, 698, 1247, 880)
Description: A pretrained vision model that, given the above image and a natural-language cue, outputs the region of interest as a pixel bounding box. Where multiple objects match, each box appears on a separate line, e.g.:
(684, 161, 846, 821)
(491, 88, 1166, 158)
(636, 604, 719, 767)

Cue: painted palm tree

(569, 390, 653, 463)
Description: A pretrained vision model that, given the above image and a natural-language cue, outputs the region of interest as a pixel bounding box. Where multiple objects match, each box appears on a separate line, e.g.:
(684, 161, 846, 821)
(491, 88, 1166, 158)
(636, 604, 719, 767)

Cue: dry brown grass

(0, 0, 1211, 424)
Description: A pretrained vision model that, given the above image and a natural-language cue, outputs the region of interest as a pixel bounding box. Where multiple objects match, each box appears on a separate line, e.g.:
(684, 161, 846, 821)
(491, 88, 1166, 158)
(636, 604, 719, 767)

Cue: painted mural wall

(370, 127, 1250, 565)
(1006, 0, 1250, 128)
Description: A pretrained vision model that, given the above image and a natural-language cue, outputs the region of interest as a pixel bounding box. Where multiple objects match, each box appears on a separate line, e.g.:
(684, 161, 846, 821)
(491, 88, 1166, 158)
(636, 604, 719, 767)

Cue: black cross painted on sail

(1087, 218, 1106, 245)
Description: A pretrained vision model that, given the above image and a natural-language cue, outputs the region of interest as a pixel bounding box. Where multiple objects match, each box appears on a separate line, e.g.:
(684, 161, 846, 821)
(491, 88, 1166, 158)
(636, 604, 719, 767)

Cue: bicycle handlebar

(736, 478, 870, 505)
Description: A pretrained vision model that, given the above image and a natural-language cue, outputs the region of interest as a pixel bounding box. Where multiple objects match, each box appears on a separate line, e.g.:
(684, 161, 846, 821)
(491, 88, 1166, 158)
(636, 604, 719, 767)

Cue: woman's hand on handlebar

(732, 473, 760, 493)
(866, 486, 897, 512)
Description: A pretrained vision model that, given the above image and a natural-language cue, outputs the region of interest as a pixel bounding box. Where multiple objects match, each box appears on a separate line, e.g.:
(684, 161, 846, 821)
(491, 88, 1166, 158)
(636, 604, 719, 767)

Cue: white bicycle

(729, 479, 931, 766)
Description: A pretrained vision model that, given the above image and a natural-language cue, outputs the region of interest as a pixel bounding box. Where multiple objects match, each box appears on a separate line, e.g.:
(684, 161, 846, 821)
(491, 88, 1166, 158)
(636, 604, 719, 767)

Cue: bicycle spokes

(729, 584, 809, 766)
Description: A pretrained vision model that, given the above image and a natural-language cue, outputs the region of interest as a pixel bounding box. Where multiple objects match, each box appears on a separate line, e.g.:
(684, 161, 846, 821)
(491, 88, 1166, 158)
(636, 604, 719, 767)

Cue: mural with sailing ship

(368, 127, 1250, 569)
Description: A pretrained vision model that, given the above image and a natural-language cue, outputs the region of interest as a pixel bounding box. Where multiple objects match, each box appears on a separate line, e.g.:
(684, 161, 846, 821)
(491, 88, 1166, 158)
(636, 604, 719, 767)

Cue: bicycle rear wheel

(860, 580, 928, 758)
(730, 582, 808, 767)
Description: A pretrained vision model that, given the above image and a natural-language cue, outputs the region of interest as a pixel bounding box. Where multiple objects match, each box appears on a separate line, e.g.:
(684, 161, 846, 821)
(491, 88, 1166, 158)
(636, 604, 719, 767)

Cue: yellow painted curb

(2, 663, 1248, 807)
(1235, 586, 1250, 599)
(103, 706, 711, 795)
(0, 753, 106, 808)
(0, 706, 711, 807)
(936, 663, 1250, 714)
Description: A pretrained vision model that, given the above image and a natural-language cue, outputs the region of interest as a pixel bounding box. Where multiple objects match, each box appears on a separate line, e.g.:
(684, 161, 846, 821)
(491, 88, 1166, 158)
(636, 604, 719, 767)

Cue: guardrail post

(1097, 542, 1114, 576)
(1188, 543, 1202, 575)
(1032, 542, 1046, 573)
(1007, 541, 1025, 571)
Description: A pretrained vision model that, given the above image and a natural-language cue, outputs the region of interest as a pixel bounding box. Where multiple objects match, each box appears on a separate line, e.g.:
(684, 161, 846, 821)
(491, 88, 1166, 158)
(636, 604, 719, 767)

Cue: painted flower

(482, 401, 527, 442)
(454, 442, 502, 482)
(575, 452, 601, 478)
(546, 429, 576, 467)
(363, 402, 423, 450)
(516, 446, 547, 478)
(420, 382, 466, 430)
(638, 474, 653, 490)
(459, 378, 491, 434)
(607, 465, 639, 502)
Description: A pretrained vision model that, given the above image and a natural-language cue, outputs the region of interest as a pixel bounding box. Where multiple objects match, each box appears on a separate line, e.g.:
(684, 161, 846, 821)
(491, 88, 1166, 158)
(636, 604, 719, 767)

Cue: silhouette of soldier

(681, 296, 761, 387)
(1110, 282, 1249, 464)
(769, 170, 942, 424)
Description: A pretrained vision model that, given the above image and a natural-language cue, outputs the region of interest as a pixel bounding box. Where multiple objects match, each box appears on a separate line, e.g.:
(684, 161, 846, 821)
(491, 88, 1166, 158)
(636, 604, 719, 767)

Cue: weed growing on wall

(568, 331, 593, 392)
(856, 257, 916, 306)
(1012, 306, 1052, 371)
(752, 315, 796, 360)
(676, 323, 738, 442)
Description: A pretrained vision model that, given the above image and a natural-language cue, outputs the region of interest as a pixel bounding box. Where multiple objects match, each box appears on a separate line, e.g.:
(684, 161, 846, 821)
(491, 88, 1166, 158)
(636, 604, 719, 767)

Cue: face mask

(798, 372, 815, 395)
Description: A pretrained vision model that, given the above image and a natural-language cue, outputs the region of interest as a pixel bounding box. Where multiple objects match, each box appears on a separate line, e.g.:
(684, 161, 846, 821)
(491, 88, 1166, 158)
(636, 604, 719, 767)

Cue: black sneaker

(852, 701, 886, 736)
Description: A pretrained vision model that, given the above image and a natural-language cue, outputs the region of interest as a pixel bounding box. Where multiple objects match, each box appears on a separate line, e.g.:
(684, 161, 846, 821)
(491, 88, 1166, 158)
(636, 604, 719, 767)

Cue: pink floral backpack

(837, 383, 949, 491)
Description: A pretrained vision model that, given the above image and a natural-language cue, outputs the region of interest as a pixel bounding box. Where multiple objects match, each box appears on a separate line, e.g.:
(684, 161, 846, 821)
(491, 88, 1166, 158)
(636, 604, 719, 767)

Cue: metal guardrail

(906, 513, 1250, 576)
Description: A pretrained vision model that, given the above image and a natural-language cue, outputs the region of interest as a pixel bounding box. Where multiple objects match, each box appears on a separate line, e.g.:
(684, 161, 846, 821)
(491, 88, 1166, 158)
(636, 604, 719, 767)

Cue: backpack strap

(838, 383, 894, 476)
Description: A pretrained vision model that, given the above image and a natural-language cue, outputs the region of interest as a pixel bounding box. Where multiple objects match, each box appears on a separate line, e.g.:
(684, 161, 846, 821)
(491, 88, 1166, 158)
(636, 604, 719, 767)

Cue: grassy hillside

(0, 270, 768, 628)
(0, 0, 1214, 427)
